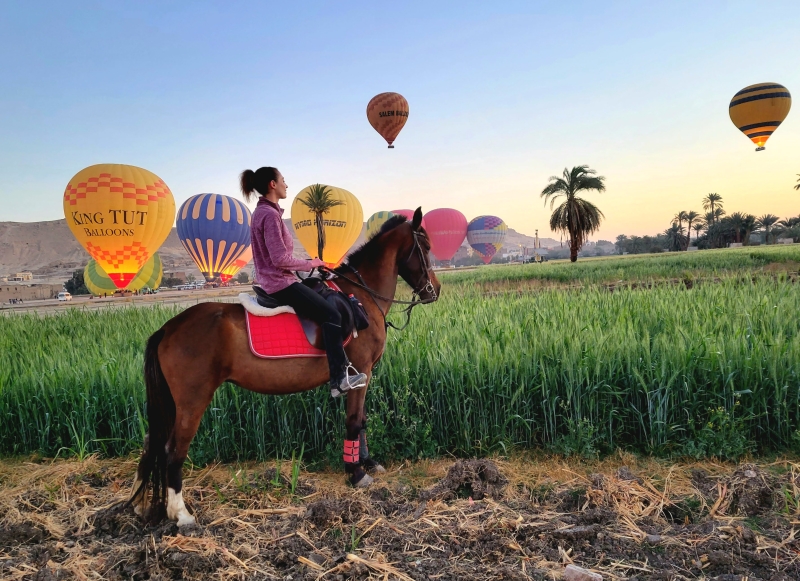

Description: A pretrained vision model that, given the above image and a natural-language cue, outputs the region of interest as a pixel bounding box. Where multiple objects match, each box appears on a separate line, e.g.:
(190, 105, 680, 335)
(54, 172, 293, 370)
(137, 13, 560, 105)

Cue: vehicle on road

(57, 292, 72, 301)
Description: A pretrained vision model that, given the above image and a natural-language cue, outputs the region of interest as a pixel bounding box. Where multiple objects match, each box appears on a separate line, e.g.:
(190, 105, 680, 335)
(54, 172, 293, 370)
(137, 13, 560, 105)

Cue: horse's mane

(339, 215, 408, 270)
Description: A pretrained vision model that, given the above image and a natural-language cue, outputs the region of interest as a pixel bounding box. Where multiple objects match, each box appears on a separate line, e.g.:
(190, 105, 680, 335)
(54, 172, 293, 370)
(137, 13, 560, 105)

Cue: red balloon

(390, 209, 427, 230)
(423, 208, 467, 261)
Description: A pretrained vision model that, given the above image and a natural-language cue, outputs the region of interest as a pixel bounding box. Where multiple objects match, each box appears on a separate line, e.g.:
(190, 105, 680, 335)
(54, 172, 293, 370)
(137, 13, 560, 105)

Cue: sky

(0, 0, 799, 241)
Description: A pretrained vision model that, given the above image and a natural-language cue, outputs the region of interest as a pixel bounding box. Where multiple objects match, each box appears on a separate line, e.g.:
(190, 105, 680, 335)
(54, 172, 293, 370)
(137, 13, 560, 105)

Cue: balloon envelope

(367, 92, 409, 148)
(729, 82, 791, 150)
(467, 216, 508, 264)
(63, 164, 175, 289)
(85, 252, 163, 295)
(176, 194, 252, 282)
(423, 208, 467, 261)
(366, 211, 396, 238)
(291, 185, 363, 265)
(220, 246, 253, 283)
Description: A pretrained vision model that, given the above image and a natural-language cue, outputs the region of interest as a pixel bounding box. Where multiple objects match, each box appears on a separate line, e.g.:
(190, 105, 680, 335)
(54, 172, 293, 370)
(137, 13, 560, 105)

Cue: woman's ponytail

(240, 166, 279, 202)
(240, 169, 257, 202)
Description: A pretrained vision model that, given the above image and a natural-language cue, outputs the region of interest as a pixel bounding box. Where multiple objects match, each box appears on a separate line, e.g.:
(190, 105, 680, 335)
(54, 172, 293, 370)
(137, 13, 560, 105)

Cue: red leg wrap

(343, 439, 360, 464)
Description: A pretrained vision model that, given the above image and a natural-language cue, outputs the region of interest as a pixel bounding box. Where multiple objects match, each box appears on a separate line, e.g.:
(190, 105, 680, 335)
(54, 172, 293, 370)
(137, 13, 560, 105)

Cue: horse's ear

(412, 207, 423, 230)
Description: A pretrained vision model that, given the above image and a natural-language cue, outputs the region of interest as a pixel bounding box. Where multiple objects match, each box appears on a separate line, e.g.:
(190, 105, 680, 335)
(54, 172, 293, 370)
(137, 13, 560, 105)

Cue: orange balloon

(366, 92, 409, 148)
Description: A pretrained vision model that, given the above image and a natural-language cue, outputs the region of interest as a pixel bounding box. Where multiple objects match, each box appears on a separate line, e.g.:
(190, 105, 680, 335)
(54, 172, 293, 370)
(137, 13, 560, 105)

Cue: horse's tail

(131, 328, 175, 522)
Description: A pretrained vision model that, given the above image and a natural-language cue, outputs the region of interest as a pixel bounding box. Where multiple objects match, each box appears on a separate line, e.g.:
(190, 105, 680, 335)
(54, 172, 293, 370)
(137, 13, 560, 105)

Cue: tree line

(616, 190, 800, 255)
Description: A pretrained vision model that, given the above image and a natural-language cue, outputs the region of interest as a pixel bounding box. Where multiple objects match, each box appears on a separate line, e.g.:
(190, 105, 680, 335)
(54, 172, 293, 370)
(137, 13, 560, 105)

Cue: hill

(0, 219, 555, 283)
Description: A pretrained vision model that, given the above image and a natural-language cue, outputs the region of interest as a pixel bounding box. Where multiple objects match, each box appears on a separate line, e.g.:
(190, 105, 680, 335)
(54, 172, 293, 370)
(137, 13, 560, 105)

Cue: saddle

(242, 278, 369, 359)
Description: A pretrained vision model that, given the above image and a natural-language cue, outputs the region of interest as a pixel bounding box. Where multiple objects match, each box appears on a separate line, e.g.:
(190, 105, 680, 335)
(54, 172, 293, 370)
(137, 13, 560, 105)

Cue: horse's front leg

(345, 384, 373, 487)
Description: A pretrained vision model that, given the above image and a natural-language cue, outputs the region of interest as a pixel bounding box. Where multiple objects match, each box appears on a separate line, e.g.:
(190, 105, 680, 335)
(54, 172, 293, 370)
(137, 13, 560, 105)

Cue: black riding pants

(270, 282, 346, 382)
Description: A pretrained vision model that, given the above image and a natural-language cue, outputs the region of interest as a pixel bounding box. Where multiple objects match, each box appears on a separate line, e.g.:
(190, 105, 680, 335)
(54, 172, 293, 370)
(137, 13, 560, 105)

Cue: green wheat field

(2, 245, 799, 465)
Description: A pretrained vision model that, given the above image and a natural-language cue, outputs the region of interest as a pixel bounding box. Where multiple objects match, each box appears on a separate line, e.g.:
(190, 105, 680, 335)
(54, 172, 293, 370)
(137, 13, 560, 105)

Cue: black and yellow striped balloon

(729, 83, 791, 151)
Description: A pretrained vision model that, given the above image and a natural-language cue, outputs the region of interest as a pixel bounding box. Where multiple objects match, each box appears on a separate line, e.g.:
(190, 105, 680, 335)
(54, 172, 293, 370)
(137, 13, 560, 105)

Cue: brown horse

(129, 208, 440, 525)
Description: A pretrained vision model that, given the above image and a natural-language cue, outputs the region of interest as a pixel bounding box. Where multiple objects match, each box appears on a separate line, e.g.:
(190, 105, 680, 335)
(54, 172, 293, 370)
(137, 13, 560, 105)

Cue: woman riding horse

(128, 201, 439, 526)
(240, 166, 368, 397)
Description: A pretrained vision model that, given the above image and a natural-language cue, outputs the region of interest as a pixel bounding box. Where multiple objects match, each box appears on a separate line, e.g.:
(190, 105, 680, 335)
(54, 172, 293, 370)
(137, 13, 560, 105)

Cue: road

(0, 286, 246, 316)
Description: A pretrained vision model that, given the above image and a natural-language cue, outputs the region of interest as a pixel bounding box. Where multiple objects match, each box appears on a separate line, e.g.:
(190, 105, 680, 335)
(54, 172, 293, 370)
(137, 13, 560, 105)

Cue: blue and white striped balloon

(176, 194, 252, 282)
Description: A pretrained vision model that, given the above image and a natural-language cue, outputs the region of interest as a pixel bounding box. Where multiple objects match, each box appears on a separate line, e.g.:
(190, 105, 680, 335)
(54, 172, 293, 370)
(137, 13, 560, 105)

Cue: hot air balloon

(291, 184, 363, 265)
(366, 211, 396, 238)
(390, 209, 427, 230)
(84, 253, 163, 295)
(176, 194, 252, 282)
(367, 92, 409, 148)
(423, 208, 468, 263)
(467, 216, 508, 264)
(220, 246, 253, 283)
(729, 83, 791, 151)
(63, 164, 175, 289)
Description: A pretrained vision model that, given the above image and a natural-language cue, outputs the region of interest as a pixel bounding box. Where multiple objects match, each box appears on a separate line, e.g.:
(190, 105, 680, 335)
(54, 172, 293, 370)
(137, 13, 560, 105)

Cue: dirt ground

(1, 454, 799, 580)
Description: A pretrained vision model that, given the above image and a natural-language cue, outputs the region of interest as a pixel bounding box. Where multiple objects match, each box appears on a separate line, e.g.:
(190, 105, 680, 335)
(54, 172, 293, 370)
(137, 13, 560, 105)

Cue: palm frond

(297, 184, 343, 214)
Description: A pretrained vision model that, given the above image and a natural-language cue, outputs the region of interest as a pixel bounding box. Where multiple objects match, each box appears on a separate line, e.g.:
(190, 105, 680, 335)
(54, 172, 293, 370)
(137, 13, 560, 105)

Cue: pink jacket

(251, 198, 312, 293)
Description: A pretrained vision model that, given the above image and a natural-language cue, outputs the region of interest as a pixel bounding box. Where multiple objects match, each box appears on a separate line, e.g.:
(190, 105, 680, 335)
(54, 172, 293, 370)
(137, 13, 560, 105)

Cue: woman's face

(271, 171, 288, 199)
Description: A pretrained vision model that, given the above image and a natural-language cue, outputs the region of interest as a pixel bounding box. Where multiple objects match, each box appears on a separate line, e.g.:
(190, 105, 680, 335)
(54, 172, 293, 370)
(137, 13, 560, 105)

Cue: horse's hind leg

(165, 398, 211, 527)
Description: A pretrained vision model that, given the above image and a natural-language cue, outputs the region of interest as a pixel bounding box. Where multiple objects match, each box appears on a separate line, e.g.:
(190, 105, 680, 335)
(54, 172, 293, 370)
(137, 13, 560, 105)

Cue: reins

(321, 231, 438, 331)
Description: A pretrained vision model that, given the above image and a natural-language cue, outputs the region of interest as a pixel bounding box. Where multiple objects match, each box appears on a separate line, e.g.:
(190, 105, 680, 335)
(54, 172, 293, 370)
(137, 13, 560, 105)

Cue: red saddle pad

(245, 282, 353, 359)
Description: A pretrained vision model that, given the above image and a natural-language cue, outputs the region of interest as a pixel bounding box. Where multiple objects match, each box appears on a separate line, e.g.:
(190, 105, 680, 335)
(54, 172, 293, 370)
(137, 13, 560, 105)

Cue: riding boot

(322, 322, 367, 397)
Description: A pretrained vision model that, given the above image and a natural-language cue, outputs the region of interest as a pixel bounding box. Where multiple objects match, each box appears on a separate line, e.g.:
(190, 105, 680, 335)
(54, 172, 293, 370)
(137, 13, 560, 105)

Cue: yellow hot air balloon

(290, 184, 363, 265)
(729, 83, 791, 151)
(63, 164, 176, 288)
(84, 253, 163, 295)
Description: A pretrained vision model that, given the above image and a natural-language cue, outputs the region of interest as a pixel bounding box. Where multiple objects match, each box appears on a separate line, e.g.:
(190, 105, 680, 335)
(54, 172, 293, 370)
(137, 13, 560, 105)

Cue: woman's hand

(308, 258, 326, 269)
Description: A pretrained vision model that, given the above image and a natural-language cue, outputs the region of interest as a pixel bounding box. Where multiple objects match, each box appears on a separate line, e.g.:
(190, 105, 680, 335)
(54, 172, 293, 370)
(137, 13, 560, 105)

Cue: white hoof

(372, 464, 387, 473)
(176, 513, 196, 528)
(355, 473, 374, 488)
(167, 488, 194, 526)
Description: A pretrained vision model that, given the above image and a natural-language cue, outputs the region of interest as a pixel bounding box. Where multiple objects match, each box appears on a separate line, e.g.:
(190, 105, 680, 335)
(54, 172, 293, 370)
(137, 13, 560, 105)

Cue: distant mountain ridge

(0, 219, 556, 282)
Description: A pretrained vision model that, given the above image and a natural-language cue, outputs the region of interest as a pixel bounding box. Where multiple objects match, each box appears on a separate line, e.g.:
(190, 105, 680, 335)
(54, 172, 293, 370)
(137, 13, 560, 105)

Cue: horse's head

(398, 207, 441, 302)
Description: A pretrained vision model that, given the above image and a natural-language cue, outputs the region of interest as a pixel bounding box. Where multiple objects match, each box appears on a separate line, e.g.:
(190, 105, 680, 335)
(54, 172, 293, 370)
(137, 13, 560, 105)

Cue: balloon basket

(755, 146, 765, 151)
(387, 145, 394, 149)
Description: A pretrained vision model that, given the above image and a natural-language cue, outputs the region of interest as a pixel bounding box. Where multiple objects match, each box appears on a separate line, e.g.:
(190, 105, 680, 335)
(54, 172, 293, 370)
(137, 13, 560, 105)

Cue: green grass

(1, 246, 800, 464)
(441, 245, 800, 287)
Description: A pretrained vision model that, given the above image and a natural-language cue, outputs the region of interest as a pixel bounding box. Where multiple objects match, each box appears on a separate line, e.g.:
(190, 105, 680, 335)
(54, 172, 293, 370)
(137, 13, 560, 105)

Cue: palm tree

(692, 221, 705, 242)
(742, 214, 757, 245)
(541, 165, 606, 262)
(297, 183, 343, 260)
(756, 214, 780, 244)
(726, 212, 757, 244)
(704, 208, 725, 226)
(684, 211, 700, 249)
(702, 193, 724, 223)
(664, 224, 685, 251)
(795, 175, 800, 191)
(728, 212, 745, 243)
(673, 211, 689, 231)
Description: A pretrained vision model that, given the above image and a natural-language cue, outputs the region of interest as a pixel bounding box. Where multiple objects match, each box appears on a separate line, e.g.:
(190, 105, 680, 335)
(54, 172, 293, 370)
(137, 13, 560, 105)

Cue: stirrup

(330, 365, 368, 398)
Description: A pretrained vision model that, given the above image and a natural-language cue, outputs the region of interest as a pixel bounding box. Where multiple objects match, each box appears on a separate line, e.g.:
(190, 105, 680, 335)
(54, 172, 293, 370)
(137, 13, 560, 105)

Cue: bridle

(323, 230, 438, 331)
